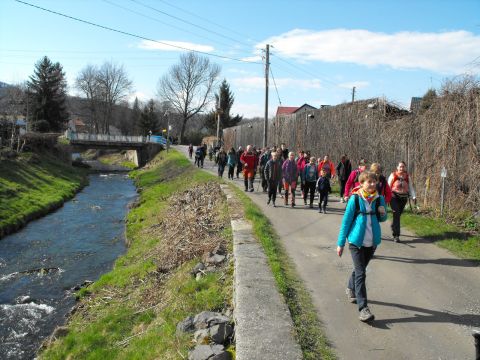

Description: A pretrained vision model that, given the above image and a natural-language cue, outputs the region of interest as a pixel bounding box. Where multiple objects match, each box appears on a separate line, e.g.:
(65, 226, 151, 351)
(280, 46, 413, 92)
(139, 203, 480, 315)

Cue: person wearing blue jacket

(337, 171, 387, 323)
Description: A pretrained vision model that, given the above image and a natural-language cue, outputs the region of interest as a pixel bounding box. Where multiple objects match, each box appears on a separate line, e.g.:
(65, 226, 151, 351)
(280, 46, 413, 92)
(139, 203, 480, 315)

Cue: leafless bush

(224, 77, 480, 214)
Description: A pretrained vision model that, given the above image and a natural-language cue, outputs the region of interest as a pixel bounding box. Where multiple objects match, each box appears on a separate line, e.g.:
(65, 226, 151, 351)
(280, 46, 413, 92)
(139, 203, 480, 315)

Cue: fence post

(440, 167, 447, 216)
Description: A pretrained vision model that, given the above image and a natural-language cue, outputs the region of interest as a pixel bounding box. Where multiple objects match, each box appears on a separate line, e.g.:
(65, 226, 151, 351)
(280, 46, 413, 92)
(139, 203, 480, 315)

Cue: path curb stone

(221, 185, 302, 360)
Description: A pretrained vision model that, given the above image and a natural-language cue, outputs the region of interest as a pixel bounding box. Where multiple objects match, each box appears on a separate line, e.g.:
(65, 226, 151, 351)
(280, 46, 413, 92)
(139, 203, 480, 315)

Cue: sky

(1, 0, 479, 118)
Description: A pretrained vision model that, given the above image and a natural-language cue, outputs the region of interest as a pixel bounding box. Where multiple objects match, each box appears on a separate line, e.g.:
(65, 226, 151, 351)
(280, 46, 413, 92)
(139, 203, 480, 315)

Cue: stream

(0, 173, 137, 359)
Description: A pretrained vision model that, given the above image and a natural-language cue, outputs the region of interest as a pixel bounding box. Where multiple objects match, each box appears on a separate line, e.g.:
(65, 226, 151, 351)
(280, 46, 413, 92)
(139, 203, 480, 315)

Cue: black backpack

(352, 194, 381, 222)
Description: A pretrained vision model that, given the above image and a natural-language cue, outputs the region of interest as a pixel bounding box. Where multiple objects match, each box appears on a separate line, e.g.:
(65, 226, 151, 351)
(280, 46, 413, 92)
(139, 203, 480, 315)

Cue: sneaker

(304, 200, 307, 205)
(249, 188, 254, 192)
(323, 208, 327, 214)
(346, 288, 356, 303)
(309, 204, 313, 208)
(359, 307, 375, 322)
(267, 198, 271, 205)
(291, 203, 295, 208)
(272, 201, 276, 207)
(318, 209, 322, 213)
(393, 236, 401, 243)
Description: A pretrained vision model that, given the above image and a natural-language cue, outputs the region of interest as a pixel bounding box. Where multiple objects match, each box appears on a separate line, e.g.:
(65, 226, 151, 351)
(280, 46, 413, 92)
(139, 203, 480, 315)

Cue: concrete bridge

(67, 132, 166, 167)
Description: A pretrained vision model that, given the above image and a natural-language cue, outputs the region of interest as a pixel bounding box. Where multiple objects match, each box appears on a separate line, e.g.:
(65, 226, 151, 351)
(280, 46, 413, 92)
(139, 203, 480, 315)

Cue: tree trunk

(179, 117, 187, 144)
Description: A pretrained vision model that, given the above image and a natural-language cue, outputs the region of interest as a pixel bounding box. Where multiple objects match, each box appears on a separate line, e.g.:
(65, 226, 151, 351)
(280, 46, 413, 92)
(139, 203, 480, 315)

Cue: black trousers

(339, 179, 347, 198)
(319, 191, 329, 209)
(391, 194, 408, 237)
(303, 181, 316, 204)
(236, 163, 243, 177)
(268, 180, 279, 202)
(228, 165, 235, 179)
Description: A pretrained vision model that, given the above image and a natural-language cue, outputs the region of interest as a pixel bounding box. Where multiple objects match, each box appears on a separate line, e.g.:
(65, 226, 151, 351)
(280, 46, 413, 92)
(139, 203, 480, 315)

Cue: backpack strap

(352, 194, 381, 221)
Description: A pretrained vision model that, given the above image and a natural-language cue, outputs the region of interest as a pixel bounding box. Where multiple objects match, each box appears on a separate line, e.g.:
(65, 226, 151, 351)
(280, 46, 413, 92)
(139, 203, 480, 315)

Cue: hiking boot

(359, 307, 375, 322)
(346, 288, 356, 303)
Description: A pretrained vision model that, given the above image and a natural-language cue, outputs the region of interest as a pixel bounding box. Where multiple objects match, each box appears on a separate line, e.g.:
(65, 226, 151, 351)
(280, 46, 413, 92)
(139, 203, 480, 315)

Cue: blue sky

(1, 0, 479, 118)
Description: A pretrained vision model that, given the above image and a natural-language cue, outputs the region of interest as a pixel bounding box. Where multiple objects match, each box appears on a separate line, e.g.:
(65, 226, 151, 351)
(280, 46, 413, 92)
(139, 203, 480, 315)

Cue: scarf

(361, 189, 378, 203)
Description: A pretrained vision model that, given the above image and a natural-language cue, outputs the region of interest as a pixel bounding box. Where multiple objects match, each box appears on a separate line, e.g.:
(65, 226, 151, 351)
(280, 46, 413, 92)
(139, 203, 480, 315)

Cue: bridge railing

(67, 132, 168, 145)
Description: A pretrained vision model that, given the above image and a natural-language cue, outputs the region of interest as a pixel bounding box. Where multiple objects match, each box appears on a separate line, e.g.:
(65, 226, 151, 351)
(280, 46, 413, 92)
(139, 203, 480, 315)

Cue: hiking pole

(473, 329, 480, 360)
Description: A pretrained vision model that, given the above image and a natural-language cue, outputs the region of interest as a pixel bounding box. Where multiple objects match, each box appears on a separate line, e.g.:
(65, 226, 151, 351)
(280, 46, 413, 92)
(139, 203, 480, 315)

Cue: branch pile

(150, 182, 227, 272)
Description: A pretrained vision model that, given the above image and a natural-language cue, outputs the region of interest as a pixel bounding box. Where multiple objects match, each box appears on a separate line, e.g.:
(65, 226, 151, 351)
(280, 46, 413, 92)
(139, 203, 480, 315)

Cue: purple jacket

(282, 159, 298, 183)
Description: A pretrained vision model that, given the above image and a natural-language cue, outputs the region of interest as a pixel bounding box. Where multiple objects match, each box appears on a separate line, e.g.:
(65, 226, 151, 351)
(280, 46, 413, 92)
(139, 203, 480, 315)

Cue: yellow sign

(162, 129, 167, 132)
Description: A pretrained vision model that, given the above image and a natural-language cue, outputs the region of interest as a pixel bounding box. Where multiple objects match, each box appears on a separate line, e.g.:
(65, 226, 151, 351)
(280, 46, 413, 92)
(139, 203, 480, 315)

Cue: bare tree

(75, 64, 100, 133)
(157, 52, 220, 143)
(0, 84, 26, 150)
(97, 62, 133, 134)
(75, 62, 132, 134)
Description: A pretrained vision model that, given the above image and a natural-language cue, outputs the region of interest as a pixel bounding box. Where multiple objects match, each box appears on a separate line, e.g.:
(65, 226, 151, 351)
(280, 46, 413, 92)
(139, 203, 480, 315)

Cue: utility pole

(352, 86, 356, 103)
(263, 44, 269, 148)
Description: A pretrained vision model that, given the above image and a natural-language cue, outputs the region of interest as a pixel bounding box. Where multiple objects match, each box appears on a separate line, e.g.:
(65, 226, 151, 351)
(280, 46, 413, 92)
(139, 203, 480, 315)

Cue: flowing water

(0, 173, 137, 359)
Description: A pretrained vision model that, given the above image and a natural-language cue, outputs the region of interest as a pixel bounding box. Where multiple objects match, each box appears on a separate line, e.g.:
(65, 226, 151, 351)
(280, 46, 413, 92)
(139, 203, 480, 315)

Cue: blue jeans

(348, 244, 375, 311)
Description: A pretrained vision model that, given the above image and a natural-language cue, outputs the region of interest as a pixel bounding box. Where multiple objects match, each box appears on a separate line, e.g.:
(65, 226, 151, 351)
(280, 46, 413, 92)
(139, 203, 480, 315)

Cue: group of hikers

(189, 141, 416, 323)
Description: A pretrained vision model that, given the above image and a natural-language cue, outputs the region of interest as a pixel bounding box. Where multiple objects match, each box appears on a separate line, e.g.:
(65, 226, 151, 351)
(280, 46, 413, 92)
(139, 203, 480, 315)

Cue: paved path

(177, 146, 480, 360)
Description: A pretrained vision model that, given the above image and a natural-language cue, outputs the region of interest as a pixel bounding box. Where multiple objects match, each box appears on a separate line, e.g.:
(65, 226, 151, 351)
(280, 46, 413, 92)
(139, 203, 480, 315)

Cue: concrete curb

(220, 185, 302, 360)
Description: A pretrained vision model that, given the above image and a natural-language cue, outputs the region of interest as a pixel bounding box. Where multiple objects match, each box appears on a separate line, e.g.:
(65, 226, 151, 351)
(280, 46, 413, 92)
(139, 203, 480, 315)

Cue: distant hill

(0, 81, 10, 89)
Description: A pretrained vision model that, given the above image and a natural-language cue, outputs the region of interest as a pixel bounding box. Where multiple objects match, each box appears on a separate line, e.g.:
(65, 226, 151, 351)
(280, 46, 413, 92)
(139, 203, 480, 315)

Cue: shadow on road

(368, 300, 480, 330)
(374, 255, 480, 267)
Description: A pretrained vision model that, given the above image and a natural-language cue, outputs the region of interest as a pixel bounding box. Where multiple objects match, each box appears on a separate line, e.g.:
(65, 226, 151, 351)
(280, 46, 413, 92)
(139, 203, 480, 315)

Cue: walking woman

(303, 156, 318, 208)
(388, 161, 416, 243)
(370, 163, 392, 204)
(264, 151, 283, 207)
(227, 147, 237, 180)
(336, 155, 352, 202)
(282, 151, 298, 207)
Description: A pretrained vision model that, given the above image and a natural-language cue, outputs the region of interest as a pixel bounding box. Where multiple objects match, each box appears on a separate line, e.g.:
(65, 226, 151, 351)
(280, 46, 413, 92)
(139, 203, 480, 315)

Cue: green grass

(398, 210, 480, 262)
(232, 186, 336, 360)
(40, 149, 233, 360)
(97, 153, 137, 169)
(0, 153, 88, 235)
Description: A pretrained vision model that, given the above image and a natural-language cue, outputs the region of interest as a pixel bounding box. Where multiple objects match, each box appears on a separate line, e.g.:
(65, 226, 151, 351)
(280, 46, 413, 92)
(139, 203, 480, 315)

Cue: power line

(271, 52, 340, 87)
(154, 0, 262, 45)
(270, 66, 282, 105)
(13, 0, 262, 65)
(101, 0, 239, 51)
(128, 0, 254, 51)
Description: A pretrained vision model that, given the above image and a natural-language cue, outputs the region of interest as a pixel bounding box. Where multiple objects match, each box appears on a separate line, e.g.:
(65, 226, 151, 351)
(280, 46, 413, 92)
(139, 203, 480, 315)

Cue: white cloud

(258, 29, 480, 73)
(231, 76, 323, 91)
(338, 81, 370, 89)
(138, 40, 214, 53)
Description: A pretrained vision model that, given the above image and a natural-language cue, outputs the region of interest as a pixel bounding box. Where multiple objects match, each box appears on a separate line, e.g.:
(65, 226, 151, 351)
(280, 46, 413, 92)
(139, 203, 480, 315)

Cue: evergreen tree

(131, 97, 141, 135)
(27, 56, 68, 132)
(420, 89, 437, 112)
(138, 100, 159, 136)
(205, 79, 242, 133)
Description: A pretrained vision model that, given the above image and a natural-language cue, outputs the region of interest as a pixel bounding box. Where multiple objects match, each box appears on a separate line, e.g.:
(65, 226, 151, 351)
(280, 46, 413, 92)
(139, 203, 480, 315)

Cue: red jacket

(240, 151, 257, 170)
(317, 160, 335, 177)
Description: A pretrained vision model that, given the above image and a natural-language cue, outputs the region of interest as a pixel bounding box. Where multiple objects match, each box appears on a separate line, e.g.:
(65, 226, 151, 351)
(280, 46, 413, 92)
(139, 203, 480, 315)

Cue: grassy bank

(0, 152, 88, 238)
(40, 150, 234, 359)
(98, 152, 137, 170)
(399, 210, 480, 262)
(232, 187, 336, 360)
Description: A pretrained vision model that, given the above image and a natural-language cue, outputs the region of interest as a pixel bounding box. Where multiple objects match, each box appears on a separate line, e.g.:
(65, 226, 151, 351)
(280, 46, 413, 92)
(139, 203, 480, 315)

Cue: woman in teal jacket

(337, 171, 387, 323)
